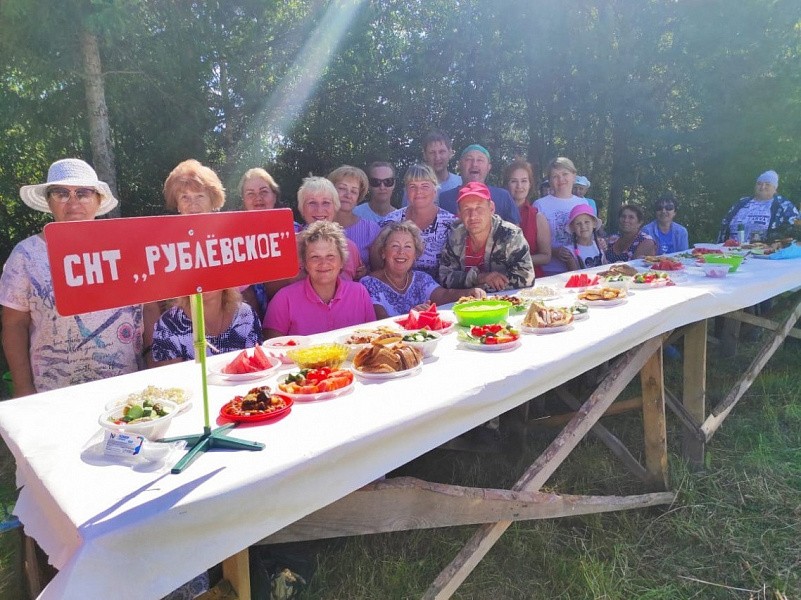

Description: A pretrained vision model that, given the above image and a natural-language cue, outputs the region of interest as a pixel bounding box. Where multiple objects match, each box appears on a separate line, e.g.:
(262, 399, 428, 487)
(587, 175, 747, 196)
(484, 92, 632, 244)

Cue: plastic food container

(701, 264, 729, 278)
(401, 330, 442, 358)
(99, 399, 179, 441)
(286, 344, 349, 369)
(263, 336, 310, 364)
(701, 254, 744, 272)
(452, 300, 512, 326)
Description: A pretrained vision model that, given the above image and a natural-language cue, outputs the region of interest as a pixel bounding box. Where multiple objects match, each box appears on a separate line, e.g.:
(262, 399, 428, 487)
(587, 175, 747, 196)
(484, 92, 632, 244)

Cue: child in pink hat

(560, 204, 608, 271)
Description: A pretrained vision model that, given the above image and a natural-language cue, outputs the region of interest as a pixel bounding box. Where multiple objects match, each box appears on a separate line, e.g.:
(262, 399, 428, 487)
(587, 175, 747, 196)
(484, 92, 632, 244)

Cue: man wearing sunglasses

(641, 193, 689, 254)
(354, 161, 397, 222)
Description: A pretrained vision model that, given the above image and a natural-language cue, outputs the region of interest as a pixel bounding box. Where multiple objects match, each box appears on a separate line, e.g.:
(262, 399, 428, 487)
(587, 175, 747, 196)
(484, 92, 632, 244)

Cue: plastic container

(286, 343, 349, 370)
(701, 264, 729, 278)
(701, 254, 744, 272)
(401, 330, 442, 358)
(99, 398, 179, 441)
(452, 300, 512, 326)
(263, 336, 310, 364)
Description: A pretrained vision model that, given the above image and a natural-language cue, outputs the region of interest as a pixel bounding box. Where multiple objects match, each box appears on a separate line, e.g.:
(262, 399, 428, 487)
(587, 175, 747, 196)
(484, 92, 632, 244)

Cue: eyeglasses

(47, 187, 98, 204)
(369, 177, 395, 188)
(656, 204, 675, 211)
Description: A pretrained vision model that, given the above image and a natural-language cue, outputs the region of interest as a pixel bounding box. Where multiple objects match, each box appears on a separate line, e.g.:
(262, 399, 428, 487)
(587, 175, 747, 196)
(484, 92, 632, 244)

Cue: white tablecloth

(1, 257, 799, 599)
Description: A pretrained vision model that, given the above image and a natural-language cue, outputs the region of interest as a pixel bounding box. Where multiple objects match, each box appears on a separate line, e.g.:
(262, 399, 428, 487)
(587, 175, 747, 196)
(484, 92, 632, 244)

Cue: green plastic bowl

(702, 254, 744, 272)
(452, 300, 512, 326)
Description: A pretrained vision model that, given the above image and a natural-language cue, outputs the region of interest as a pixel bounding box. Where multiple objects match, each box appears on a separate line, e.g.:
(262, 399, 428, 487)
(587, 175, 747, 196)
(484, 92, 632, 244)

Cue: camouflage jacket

(439, 214, 535, 290)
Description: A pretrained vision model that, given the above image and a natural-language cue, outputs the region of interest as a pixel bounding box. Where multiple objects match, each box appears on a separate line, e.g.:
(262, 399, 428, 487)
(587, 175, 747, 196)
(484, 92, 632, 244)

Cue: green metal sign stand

(160, 292, 264, 474)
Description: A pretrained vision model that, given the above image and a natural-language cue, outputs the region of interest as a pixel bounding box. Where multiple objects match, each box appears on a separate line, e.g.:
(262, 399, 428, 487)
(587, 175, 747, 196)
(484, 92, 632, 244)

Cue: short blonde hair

(403, 163, 438, 187)
(328, 165, 369, 203)
(163, 159, 225, 212)
(299, 220, 349, 264)
(373, 220, 425, 259)
(547, 156, 577, 177)
(238, 168, 280, 199)
(297, 176, 340, 213)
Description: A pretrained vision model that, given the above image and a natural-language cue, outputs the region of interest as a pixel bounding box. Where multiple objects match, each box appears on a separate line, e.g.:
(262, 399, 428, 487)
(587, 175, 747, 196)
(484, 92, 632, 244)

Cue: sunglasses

(47, 187, 98, 204)
(369, 177, 395, 188)
(656, 204, 675, 211)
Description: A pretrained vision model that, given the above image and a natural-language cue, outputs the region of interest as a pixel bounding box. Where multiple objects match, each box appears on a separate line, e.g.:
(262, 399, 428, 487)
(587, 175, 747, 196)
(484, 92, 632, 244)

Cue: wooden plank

(664, 388, 705, 443)
(555, 388, 649, 482)
(701, 297, 801, 441)
(259, 477, 674, 543)
(423, 335, 666, 600)
(723, 310, 801, 339)
(528, 396, 643, 428)
(640, 347, 668, 490)
(222, 548, 250, 600)
(681, 320, 707, 466)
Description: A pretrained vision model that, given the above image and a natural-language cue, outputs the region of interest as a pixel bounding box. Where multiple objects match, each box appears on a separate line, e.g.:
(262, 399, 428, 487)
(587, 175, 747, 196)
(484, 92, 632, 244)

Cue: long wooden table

(1, 255, 799, 599)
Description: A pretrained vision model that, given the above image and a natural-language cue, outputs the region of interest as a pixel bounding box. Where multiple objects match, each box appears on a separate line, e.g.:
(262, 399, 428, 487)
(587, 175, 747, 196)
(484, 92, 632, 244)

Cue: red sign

(45, 209, 299, 316)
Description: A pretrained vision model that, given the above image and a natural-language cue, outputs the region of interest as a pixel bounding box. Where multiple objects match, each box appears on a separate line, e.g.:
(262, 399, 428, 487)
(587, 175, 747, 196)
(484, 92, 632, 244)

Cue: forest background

(1, 0, 801, 268)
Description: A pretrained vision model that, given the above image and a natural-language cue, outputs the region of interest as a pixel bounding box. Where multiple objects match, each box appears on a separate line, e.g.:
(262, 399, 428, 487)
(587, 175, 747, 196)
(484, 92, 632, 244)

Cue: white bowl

(401, 330, 442, 358)
(99, 399, 179, 440)
(263, 336, 310, 364)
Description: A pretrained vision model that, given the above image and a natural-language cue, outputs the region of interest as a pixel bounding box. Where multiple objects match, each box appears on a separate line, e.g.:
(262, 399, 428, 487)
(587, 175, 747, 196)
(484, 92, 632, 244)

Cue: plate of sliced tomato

(277, 367, 355, 402)
(458, 324, 521, 351)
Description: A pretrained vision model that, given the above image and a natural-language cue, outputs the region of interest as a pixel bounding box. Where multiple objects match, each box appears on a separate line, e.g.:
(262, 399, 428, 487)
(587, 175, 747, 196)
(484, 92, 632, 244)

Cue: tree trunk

(80, 27, 119, 217)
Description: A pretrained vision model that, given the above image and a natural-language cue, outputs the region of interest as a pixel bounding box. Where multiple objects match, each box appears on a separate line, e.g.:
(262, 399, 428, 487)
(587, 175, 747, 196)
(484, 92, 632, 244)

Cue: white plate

(262, 336, 310, 364)
(521, 324, 574, 335)
(394, 314, 456, 335)
(354, 364, 423, 380)
(694, 243, 723, 250)
(630, 279, 670, 290)
(583, 297, 628, 308)
(571, 311, 590, 322)
(518, 286, 562, 301)
(105, 387, 193, 415)
(208, 354, 281, 381)
(460, 339, 522, 352)
(276, 376, 355, 402)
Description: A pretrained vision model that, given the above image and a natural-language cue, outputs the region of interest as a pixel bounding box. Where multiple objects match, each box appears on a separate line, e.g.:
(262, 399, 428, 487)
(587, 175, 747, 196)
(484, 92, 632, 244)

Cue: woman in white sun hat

(0, 158, 144, 396)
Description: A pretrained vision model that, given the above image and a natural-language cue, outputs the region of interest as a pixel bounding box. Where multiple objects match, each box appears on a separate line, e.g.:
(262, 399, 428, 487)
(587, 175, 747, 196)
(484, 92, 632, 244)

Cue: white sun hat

(19, 158, 118, 215)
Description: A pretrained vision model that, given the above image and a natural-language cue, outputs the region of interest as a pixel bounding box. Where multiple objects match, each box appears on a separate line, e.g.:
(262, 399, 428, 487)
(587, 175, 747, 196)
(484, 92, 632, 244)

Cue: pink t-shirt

(263, 276, 376, 336)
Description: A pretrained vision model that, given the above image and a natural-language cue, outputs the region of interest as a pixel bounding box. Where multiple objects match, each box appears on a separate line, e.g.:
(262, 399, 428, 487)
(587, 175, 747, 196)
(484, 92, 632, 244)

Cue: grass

(1, 323, 800, 599)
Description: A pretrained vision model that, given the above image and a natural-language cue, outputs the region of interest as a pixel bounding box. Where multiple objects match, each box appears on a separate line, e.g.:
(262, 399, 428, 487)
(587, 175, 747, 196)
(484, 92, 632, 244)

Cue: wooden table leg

(640, 346, 668, 490)
(682, 320, 707, 467)
(222, 548, 250, 600)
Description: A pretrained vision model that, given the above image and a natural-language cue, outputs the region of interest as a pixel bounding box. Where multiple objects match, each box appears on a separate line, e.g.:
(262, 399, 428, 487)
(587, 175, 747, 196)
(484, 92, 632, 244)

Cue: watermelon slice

(222, 350, 249, 374)
(251, 345, 272, 370)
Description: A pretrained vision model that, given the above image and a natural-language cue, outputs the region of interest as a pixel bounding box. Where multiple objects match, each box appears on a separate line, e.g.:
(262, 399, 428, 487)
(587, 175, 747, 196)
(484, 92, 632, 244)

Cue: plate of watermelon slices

(208, 346, 282, 382)
(394, 304, 455, 334)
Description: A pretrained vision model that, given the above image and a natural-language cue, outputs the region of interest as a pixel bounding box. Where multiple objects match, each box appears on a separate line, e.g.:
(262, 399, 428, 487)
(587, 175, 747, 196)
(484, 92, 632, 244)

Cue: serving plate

(582, 297, 628, 308)
(219, 395, 293, 423)
(208, 354, 281, 382)
(460, 339, 521, 352)
(353, 365, 423, 380)
(105, 387, 193, 415)
(276, 375, 355, 402)
(521, 324, 574, 335)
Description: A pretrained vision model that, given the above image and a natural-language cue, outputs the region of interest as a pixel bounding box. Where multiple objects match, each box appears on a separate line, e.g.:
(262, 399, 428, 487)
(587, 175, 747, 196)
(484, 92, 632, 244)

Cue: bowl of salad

(99, 398, 179, 440)
(401, 329, 442, 358)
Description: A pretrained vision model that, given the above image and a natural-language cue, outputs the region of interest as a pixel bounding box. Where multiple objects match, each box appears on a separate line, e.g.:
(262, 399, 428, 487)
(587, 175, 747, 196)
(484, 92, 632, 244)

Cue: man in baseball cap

(439, 181, 534, 291)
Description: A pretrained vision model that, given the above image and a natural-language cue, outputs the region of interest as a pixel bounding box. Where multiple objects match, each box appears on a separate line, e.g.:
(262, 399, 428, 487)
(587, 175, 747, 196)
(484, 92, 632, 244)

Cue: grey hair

(299, 220, 349, 264)
(373, 220, 425, 260)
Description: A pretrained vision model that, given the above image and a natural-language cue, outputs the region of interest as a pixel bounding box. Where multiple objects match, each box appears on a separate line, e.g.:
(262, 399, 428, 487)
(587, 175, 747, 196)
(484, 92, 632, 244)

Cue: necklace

(384, 269, 411, 292)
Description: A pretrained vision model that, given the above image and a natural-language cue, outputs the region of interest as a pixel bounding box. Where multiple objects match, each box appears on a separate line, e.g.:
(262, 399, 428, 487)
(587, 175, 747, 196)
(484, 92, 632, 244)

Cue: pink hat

(457, 181, 492, 203)
(565, 203, 602, 234)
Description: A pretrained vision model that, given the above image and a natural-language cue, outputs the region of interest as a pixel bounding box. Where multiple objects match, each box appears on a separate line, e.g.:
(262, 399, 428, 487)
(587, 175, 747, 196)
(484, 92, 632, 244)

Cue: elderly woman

(375, 164, 458, 282)
(263, 221, 375, 337)
(0, 159, 143, 396)
(605, 204, 657, 262)
(239, 167, 279, 210)
(145, 159, 230, 367)
(505, 158, 552, 278)
(717, 170, 798, 243)
(362, 221, 485, 318)
(641, 193, 689, 254)
(151, 289, 262, 365)
(440, 182, 535, 291)
(534, 157, 594, 275)
(163, 159, 225, 214)
(353, 161, 397, 222)
(330, 165, 381, 267)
